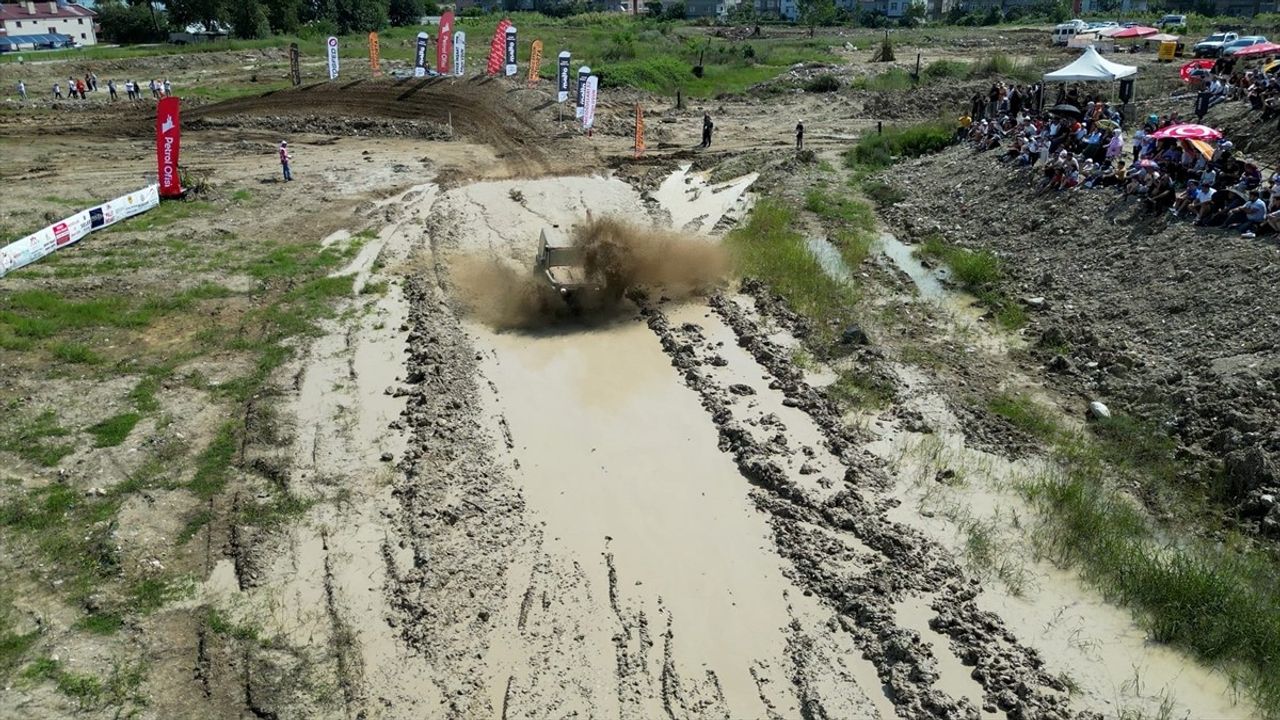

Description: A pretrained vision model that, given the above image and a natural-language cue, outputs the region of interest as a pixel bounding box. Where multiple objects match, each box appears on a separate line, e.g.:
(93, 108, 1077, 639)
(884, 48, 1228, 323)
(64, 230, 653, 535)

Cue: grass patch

(967, 52, 1042, 83)
(0, 593, 39, 680)
(804, 189, 877, 233)
(988, 392, 1058, 441)
(850, 67, 915, 91)
(76, 613, 124, 635)
(190, 422, 237, 499)
(918, 234, 1000, 290)
(0, 407, 73, 467)
(827, 367, 895, 409)
(86, 413, 141, 448)
(51, 342, 102, 365)
(804, 74, 840, 92)
(860, 179, 905, 208)
(846, 120, 954, 170)
(923, 59, 969, 79)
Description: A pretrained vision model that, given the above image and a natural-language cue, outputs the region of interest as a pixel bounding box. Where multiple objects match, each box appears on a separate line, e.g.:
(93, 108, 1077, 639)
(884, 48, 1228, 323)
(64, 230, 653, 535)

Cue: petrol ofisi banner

(454, 31, 466, 76)
(528, 40, 543, 86)
(575, 66, 590, 119)
(156, 96, 182, 198)
(582, 75, 599, 131)
(415, 32, 429, 77)
(0, 186, 159, 279)
(487, 19, 511, 76)
(369, 32, 381, 76)
(289, 42, 301, 86)
(635, 104, 645, 157)
(557, 51, 570, 102)
(437, 11, 454, 74)
(326, 36, 340, 79)
(504, 26, 518, 76)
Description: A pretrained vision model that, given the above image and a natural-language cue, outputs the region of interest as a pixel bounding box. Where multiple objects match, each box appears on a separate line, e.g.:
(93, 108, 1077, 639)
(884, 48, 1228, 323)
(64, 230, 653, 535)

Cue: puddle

(651, 163, 757, 233)
(805, 236, 854, 284)
(877, 232, 947, 300)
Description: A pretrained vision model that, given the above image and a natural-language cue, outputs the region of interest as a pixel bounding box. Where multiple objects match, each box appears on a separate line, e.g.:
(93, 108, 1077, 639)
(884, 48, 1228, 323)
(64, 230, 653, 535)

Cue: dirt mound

(1203, 100, 1280, 170)
(451, 215, 727, 330)
(880, 145, 1280, 532)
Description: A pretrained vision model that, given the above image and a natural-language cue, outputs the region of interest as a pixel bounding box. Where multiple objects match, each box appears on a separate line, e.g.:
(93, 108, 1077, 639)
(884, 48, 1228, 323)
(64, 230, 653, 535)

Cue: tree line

(95, 0, 440, 44)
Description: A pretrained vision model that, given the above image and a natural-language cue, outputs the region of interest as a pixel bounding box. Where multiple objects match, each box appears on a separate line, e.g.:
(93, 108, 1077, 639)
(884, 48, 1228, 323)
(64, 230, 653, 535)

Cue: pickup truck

(535, 227, 604, 308)
(1194, 32, 1240, 57)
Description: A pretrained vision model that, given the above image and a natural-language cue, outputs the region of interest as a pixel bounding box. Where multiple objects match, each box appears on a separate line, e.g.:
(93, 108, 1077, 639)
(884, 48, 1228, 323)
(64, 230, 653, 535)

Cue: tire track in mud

(633, 289, 1100, 720)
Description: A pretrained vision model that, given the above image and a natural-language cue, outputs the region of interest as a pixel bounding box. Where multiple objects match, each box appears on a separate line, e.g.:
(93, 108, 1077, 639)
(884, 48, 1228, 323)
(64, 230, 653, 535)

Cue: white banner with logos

(0, 185, 160, 279)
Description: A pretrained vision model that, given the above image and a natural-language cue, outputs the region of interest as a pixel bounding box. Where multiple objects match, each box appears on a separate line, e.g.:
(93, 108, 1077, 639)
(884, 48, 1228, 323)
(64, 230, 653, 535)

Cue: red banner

(487, 18, 511, 77)
(156, 96, 182, 198)
(437, 11, 454, 75)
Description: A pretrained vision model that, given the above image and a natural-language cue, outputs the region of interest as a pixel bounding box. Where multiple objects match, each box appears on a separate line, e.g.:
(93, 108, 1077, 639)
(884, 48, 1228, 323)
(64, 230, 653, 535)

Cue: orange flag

(528, 40, 543, 87)
(635, 104, 645, 158)
(369, 32, 381, 76)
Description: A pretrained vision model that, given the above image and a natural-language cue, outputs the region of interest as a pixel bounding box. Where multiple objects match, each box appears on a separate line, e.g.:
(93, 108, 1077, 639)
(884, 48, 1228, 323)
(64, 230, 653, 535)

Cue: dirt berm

(880, 145, 1280, 535)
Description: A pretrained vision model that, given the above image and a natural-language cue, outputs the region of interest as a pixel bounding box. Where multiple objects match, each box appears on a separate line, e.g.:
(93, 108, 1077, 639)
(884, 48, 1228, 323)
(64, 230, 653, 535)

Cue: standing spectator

(75, 78, 86, 100)
(131, 80, 140, 101)
(53, 82, 62, 100)
(108, 79, 118, 101)
(149, 79, 158, 99)
(279, 141, 294, 182)
(1131, 125, 1146, 163)
(17, 80, 26, 101)
(700, 112, 713, 149)
(90, 72, 99, 92)
(163, 79, 172, 97)
(795, 120, 804, 151)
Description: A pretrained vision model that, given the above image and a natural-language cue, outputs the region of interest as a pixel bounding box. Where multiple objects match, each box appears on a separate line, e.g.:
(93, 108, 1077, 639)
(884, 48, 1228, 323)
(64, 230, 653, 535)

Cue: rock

(728, 383, 756, 396)
(1022, 296, 1047, 310)
(379, 452, 394, 462)
(1262, 504, 1280, 537)
(1087, 401, 1111, 420)
(1047, 355, 1073, 373)
(1223, 447, 1277, 499)
(840, 325, 870, 346)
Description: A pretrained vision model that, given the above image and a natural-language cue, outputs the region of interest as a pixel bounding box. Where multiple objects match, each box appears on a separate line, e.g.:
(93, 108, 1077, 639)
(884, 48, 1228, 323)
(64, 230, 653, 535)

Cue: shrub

(923, 59, 968, 79)
(805, 74, 840, 92)
(597, 56, 686, 92)
(846, 120, 953, 169)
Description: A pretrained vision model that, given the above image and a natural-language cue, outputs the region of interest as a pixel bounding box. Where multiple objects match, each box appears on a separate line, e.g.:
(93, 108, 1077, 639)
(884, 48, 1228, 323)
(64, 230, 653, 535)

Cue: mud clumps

(451, 216, 728, 330)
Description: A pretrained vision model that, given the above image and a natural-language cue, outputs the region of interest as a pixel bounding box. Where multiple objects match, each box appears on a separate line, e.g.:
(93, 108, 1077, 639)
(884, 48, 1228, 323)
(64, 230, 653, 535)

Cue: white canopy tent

(1043, 46, 1138, 82)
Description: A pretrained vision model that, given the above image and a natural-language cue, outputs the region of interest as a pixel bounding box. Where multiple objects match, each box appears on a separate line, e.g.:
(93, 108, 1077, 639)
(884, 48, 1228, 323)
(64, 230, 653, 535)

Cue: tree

(389, 0, 424, 25)
(229, 0, 270, 37)
(163, 0, 226, 30)
(797, 0, 837, 35)
(265, 0, 304, 33)
(97, 0, 169, 42)
(332, 0, 389, 33)
(899, 0, 925, 26)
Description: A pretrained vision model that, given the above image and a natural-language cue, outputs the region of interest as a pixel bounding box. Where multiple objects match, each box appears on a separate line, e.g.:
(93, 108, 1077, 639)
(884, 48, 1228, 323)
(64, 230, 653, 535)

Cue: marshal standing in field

(279, 141, 294, 182)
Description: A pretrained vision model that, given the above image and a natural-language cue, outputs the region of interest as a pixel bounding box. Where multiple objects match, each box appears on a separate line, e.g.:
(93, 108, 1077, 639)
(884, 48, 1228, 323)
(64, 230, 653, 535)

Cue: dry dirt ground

(0, 37, 1264, 720)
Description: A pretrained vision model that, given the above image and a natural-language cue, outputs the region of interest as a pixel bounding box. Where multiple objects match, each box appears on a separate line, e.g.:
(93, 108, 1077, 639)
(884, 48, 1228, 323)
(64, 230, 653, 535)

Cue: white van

(1053, 22, 1087, 46)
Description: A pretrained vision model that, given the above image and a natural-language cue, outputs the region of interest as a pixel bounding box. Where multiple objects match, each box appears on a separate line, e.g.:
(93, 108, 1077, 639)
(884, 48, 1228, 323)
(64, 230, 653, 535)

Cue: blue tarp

(0, 34, 73, 49)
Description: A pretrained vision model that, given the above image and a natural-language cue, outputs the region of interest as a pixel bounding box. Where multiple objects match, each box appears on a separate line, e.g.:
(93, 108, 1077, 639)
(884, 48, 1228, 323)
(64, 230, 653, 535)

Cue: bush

(850, 67, 914, 91)
(847, 120, 953, 169)
(597, 56, 686, 91)
(923, 59, 968, 79)
(805, 74, 840, 92)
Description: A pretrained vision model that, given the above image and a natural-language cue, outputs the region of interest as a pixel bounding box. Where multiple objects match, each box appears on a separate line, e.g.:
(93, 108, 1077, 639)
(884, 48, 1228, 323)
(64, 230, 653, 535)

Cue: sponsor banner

(487, 19, 511, 76)
(504, 26, 518, 76)
(557, 51, 570, 102)
(437, 11, 454, 74)
(528, 40, 543, 86)
(369, 32, 381, 76)
(582, 75, 599, 131)
(327, 36, 340, 79)
(415, 32, 429, 78)
(575, 66, 590, 119)
(454, 31, 466, 76)
(635, 104, 645, 157)
(1158, 40, 1177, 61)
(0, 186, 159, 279)
(289, 42, 302, 86)
(156, 96, 182, 198)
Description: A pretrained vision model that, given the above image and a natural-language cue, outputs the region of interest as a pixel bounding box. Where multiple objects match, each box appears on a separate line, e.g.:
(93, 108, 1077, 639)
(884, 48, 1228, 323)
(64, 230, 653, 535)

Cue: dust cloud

(451, 216, 728, 330)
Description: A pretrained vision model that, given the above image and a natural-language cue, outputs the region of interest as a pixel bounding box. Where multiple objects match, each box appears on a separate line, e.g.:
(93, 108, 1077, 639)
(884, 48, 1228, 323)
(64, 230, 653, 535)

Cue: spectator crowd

(14, 74, 173, 103)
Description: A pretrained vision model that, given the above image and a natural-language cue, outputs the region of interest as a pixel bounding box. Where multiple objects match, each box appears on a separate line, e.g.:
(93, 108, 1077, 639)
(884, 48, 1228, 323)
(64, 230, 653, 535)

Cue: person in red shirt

(279, 141, 293, 182)
(75, 78, 86, 100)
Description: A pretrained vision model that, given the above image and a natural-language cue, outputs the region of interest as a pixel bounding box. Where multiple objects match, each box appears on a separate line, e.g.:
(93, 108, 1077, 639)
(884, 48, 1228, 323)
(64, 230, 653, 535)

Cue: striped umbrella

(1150, 123, 1223, 141)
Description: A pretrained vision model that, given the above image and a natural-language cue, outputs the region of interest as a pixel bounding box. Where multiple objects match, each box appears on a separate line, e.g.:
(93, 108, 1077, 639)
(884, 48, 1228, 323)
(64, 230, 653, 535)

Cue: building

(686, 0, 742, 18)
(0, 1, 97, 50)
(168, 22, 229, 45)
(755, 0, 798, 19)
(846, 0, 926, 18)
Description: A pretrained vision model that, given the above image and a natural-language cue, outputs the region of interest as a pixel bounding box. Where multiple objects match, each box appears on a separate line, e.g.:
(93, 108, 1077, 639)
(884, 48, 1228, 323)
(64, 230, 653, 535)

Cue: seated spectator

(1225, 190, 1268, 236)
(1172, 180, 1200, 217)
(1145, 173, 1177, 211)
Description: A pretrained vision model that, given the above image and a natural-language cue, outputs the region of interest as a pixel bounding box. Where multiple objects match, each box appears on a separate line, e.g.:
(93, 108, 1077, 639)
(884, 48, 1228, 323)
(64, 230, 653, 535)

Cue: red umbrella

(1111, 25, 1159, 38)
(1230, 41, 1280, 58)
(1150, 124, 1224, 141)
(1180, 59, 1216, 82)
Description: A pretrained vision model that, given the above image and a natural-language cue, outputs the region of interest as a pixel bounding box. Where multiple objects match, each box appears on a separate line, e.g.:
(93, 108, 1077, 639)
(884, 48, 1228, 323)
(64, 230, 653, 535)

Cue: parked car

(1194, 32, 1240, 57)
(1157, 14, 1187, 28)
(1052, 21, 1089, 46)
(1221, 36, 1269, 57)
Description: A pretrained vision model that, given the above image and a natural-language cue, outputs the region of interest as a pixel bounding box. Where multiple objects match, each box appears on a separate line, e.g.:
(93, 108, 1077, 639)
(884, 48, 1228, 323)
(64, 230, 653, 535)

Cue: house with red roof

(0, 1, 97, 51)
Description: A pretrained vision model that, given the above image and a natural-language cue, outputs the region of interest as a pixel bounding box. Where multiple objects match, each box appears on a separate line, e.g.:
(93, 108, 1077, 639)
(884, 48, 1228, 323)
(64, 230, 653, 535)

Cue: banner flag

(289, 42, 301, 86)
(157, 96, 182, 198)
(326, 36, 340, 79)
(487, 19, 511, 77)
(437, 11, 454, 74)
(575, 66, 590, 119)
(369, 32, 381, 76)
(0, 186, 159, 279)
(557, 51, 570, 102)
(635, 104, 645, 157)
(454, 31, 466, 76)
(504, 26, 518, 76)
(582, 75, 599, 131)
(415, 32, 429, 78)
(528, 40, 543, 86)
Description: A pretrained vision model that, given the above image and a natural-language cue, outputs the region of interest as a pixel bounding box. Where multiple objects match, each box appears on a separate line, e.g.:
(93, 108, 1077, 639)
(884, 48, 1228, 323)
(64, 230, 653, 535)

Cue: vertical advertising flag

(487, 19, 511, 76)
(528, 40, 543, 86)
(582, 75, 599, 132)
(454, 31, 466, 76)
(437, 10, 454, 75)
(635, 104, 645, 157)
(575, 66, 590, 119)
(289, 42, 301, 86)
(504, 26, 518, 77)
(326, 36, 340, 80)
(369, 32, 381, 76)
(156, 97, 182, 198)
(557, 51, 570, 102)
(415, 32, 429, 78)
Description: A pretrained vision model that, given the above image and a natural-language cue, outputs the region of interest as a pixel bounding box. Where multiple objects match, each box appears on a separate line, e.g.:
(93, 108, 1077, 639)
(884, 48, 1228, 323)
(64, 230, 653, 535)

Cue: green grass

(827, 367, 895, 409)
(918, 234, 1000, 290)
(849, 67, 915, 91)
(0, 407, 73, 467)
(846, 120, 954, 170)
(86, 413, 141, 448)
(860, 179, 905, 208)
(988, 392, 1058, 441)
(51, 342, 102, 365)
(190, 422, 237, 499)
(923, 59, 969, 79)
(21, 656, 147, 712)
(0, 593, 39, 680)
